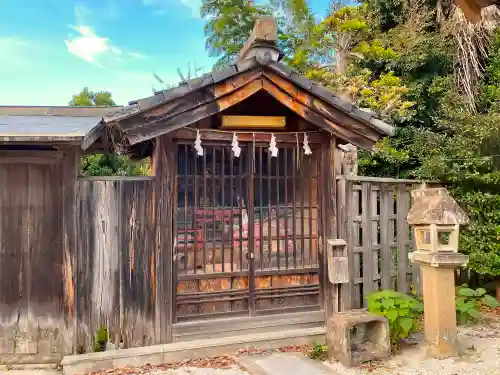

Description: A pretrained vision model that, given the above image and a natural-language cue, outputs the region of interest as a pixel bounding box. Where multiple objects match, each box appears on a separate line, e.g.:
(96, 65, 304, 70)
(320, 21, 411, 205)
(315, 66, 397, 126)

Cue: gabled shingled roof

(103, 17, 394, 150)
(104, 57, 393, 138)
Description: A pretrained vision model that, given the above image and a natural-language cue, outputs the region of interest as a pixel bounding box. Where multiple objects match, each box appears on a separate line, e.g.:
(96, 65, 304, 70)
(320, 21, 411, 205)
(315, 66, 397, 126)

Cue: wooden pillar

(153, 135, 175, 344)
(61, 146, 81, 355)
(323, 136, 339, 317)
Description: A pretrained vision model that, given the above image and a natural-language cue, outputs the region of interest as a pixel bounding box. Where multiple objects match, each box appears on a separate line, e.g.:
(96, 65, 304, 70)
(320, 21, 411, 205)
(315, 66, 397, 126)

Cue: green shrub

(307, 343, 328, 361)
(366, 289, 424, 349)
(93, 327, 108, 352)
(456, 285, 499, 325)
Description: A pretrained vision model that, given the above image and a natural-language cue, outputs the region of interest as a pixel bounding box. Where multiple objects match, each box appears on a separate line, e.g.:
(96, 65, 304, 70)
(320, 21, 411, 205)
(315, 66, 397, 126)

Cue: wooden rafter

(262, 70, 380, 142)
(261, 79, 375, 150)
(117, 68, 263, 132)
(127, 79, 264, 145)
(116, 66, 385, 149)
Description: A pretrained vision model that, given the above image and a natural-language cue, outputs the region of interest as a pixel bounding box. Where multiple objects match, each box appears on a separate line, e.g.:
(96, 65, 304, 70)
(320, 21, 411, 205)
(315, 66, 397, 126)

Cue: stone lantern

(407, 186, 469, 358)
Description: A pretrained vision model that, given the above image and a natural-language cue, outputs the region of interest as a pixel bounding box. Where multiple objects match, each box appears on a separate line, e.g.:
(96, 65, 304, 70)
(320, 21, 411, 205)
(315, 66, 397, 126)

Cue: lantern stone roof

(407, 187, 469, 226)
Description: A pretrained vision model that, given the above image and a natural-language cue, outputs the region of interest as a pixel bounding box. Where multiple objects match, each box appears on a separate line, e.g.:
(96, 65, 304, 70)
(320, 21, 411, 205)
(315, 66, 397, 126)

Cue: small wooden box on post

(407, 186, 469, 359)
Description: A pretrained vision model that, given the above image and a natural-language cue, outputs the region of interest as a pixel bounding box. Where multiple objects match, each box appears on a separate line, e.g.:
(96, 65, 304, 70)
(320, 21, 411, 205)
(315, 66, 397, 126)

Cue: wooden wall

(0, 143, 438, 363)
(75, 178, 156, 352)
(0, 151, 70, 364)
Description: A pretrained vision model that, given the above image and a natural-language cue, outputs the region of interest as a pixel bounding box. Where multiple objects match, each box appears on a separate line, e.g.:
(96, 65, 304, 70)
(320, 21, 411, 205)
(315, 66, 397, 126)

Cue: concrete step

(235, 352, 335, 375)
(61, 327, 326, 375)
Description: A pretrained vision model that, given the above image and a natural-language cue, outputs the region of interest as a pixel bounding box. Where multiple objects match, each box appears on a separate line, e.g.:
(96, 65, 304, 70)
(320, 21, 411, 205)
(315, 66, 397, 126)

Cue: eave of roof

(104, 58, 394, 139)
(0, 113, 107, 150)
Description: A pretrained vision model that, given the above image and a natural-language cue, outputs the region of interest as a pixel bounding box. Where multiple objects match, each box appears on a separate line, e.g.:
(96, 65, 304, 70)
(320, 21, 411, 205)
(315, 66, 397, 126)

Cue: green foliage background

(69, 87, 152, 177)
(201, 0, 500, 278)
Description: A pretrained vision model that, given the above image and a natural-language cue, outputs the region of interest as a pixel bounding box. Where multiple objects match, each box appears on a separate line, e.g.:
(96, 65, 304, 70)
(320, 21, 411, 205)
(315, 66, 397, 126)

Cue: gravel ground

(325, 318, 500, 375)
(149, 367, 250, 375)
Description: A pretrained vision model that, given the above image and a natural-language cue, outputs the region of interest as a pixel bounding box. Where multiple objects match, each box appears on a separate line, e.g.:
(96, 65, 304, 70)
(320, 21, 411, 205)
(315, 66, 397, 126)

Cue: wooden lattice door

(174, 142, 322, 322)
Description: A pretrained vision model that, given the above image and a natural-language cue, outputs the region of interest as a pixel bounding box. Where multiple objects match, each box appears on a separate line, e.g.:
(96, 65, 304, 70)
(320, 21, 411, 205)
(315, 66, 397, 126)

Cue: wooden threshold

(173, 310, 325, 342)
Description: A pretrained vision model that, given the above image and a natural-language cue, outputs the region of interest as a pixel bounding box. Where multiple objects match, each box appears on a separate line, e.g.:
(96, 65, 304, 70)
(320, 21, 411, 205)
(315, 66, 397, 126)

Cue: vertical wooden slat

(276, 152, 281, 269)
(221, 147, 225, 269)
(62, 147, 79, 354)
(193, 150, 199, 274)
(239, 150, 244, 270)
(212, 146, 216, 273)
(300, 154, 305, 268)
(347, 181, 359, 308)
(154, 135, 175, 343)
(371, 188, 379, 292)
(284, 148, 289, 270)
(292, 148, 297, 268)
(379, 184, 392, 290)
(259, 147, 264, 270)
(267, 151, 272, 268)
(230, 151, 234, 272)
(319, 144, 327, 313)
(361, 183, 374, 305)
(247, 148, 256, 316)
(203, 151, 207, 273)
(409, 184, 421, 296)
(183, 145, 188, 274)
(397, 184, 410, 294)
(336, 166, 350, 309)
(327, 138, 339, 314)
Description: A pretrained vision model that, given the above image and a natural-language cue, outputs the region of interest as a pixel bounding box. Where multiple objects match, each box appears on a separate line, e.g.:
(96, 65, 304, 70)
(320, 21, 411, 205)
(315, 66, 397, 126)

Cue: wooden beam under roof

(126, 79, 265, 144)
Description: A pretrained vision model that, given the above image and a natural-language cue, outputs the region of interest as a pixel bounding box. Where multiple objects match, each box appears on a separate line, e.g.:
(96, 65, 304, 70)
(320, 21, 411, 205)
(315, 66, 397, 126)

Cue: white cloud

(65, 3, 145, 67)
(142, 0, 201, 19)
(64, 25, 111, 67)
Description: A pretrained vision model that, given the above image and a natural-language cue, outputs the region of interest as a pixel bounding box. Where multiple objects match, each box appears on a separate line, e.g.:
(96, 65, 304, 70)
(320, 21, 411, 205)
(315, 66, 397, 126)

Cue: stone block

(326, 310, 390, 367)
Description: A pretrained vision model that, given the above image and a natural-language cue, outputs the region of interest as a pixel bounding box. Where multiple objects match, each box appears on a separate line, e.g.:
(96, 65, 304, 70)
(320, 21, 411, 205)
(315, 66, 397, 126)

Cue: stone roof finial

(237, 16, 284, 64)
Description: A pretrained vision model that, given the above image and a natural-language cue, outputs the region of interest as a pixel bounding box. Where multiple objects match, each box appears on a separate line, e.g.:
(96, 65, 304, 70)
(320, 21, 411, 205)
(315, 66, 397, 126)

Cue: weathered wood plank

(361, 183, 374, 304)
(396, 184, 410, 293)
(118, 68, 263, 132)
(262, 80, 374, 150)
(128, 80, 264, 145)
(263, 70, 380, 142)
(0, 150, 63, 164)
(170, 128, 326, 144)
(379, 184, 392, 290)
(120, 180, 156, 348)
(62, 147, 80, 355)
(76, 180, 121, 352)
(153, 135, 175, 343)
(0, 160, 66, 363)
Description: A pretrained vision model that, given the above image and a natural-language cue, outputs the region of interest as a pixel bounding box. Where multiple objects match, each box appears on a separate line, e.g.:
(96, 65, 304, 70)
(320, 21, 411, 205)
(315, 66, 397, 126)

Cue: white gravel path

(325, 321, 500, 375)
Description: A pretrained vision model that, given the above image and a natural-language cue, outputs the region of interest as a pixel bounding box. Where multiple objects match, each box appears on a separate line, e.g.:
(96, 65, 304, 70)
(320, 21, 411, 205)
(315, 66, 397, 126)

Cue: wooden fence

(75, 177, 156, 352)
(70, 175, 429, 351)
(336, 175, 428, 310)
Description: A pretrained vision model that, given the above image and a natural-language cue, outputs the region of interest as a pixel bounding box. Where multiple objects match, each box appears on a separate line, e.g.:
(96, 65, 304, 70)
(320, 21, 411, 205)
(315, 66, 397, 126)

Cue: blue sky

(0, 0, 330, 106)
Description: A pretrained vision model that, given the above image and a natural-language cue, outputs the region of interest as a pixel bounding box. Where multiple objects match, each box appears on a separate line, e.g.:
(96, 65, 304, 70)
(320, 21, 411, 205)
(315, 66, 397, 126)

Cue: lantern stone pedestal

(407, 186, 469, 359)
(411, 253, 468, 358)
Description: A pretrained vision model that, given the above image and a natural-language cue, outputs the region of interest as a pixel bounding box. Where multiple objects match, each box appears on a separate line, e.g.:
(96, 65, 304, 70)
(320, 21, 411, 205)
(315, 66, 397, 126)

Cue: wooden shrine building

(0, 17, 393, 365)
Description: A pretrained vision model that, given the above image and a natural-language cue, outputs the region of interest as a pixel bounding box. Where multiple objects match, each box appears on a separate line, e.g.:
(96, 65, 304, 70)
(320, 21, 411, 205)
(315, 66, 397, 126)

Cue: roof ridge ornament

(237, 17, 284, 64)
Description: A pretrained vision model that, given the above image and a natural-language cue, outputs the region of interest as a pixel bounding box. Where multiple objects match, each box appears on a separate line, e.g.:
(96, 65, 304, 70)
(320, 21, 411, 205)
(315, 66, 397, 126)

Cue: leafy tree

(201, 0, 500, 294)
(70, 88, 151, 177)
(201, 0, 271, 68)
(69, 87, 116, 107)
